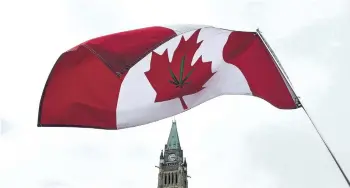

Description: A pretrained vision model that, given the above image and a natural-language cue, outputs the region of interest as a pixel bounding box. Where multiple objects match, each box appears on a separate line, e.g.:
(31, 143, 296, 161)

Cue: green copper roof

(167, 120, 181, 150)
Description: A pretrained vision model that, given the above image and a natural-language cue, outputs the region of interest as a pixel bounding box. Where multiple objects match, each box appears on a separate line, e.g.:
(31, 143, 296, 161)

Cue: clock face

(168, 154, 176, 161)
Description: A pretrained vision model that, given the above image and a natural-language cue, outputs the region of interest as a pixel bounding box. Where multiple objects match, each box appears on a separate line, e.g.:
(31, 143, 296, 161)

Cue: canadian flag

(38, 25, 300, 130)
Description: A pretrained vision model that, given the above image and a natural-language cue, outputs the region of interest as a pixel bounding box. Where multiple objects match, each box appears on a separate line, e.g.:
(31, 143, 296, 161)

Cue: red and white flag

(38, 25, 300, 129)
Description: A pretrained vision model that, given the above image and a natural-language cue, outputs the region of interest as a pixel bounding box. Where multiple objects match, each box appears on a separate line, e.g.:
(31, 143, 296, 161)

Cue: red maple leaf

(145, 29, 216, 110)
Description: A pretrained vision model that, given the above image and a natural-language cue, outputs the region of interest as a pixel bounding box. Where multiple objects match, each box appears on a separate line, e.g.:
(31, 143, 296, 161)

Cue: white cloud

(1, 0, 350, 187)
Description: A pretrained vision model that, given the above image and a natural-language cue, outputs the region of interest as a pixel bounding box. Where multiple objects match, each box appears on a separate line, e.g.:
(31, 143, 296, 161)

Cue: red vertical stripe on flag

(40, 47, 121, 129)
(39, 27, 177, 129)
(223, 31, 297, 109)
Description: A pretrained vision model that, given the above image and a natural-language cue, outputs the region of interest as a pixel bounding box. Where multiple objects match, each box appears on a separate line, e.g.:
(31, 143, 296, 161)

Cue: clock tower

(157, 120, 188, 188)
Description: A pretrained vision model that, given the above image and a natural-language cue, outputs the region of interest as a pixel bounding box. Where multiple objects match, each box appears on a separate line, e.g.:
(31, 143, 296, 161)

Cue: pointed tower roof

(166, 120, 181, 150)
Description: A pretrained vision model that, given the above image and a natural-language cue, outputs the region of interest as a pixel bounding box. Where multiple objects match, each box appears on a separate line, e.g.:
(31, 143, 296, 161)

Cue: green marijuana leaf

(168, 56, 194, 88)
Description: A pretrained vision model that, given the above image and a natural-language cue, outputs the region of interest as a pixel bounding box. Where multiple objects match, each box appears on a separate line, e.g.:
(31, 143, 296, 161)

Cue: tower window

(176, 173, 178, 184)
(171, 173, 174, 184)
(168, 173, 170, 184)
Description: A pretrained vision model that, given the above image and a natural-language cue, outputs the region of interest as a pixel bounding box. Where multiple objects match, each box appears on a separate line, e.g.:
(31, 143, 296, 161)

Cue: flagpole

(302, 104, 350, 186)
(256, 29, 350, 187)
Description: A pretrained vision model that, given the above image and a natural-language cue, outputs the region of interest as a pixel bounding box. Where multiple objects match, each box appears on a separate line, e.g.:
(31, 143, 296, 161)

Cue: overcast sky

(0, 0, 350, 187)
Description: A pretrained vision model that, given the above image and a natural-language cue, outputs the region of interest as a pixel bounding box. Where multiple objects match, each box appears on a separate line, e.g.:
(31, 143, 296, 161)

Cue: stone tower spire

(166, 120, 181, 150)
(157, 120, 188, 188)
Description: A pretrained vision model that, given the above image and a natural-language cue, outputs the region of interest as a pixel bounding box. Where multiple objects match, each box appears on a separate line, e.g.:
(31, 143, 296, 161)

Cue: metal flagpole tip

(256, 28, 262, 34)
